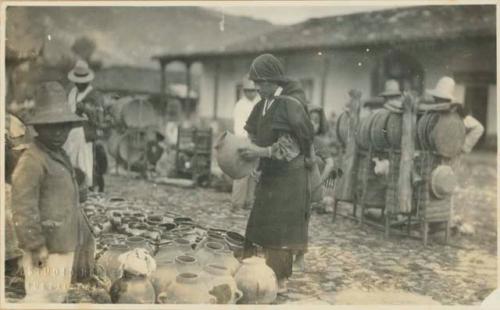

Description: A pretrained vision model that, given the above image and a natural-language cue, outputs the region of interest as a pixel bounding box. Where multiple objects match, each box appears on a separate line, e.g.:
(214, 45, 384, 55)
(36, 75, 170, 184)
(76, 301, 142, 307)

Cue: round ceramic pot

(159, 273, 216, 304)
(127, 222, 150, 237)
(156, 238, 193, 261)
(214, 131, 259, 179)
(195, 241, 225, 267)
(90, 215, 112, 235)
(126, 236, 155, 255)
(132, 212, 146, 223)
(173, 217, 194, 226)
(224, 233, 245, 259)
(158, 222, 177, 233)
(196, 231, 229, 251)
(235, 256, 278, 304)
(150, 259, 177, 298)
(201, 264, 243, 304)
(146, 215, 164, 227)
(110, 271, 156, 304)
(212, 249, 241, 276)
(174, 254, 202, 275)
(97, 243, 130, 283)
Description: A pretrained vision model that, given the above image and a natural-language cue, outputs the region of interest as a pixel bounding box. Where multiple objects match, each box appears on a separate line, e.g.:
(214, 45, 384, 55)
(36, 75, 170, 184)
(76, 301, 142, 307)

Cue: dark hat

(26, 81, 87, 125)
(248, 54, 286, 83)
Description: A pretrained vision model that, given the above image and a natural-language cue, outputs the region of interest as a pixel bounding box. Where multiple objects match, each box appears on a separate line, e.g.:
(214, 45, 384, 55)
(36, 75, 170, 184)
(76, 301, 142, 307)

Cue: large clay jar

(110, 271, 156, 304)
(201, 264, 243, 304)
(195, 241, 225, 267)
(97, 244, 130, 283)
(234, 256, 278, 304)
(196, 230, 229, 251)
(159, 273, 217, 304)
(224, 231, 245, 259)
(175, 254, 202, 275)
(212, 249, 241, 276)
(126, 236, 155, 256)
(150, 259, 177, 298)
(156, 238, 193, 262)
(214, 131, 259, 179)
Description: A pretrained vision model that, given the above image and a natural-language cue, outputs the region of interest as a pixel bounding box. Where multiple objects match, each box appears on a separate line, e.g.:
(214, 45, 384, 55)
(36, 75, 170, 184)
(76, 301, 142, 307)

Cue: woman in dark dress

(238, 54, 314, 293)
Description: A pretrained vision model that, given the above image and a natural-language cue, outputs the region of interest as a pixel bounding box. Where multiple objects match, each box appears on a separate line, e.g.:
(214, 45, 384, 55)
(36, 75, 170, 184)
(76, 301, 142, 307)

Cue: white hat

(68, 60, 95, 83)
(426, 76, 455, 101)
(379, 79, 402, 97)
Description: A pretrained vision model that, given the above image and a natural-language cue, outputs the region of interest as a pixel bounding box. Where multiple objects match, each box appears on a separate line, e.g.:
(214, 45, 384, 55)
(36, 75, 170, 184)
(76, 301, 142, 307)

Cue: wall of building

(198, 39, 496, 139)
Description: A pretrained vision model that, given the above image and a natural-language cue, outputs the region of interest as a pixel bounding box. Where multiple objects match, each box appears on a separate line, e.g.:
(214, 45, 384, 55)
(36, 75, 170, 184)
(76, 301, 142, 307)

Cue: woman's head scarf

(249, 54, 287, 83)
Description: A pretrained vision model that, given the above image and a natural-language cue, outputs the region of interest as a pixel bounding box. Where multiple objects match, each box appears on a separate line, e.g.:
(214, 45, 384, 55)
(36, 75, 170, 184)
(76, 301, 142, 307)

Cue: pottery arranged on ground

(82, 194, 278, 304)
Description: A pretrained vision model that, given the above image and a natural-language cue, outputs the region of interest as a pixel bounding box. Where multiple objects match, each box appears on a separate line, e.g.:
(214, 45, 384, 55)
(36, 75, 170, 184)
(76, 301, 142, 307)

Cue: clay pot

(155, 238, 193, 262)
(173, 217, 194, 226)
(127, 222, 150, 237)
(214, 131, 259, 179)
(110, 271, 156, 304)
(196, 231, 229, 251)
(224, 232, 245, 259)
(212, 249, 241, 276)
(132, 212, 146, 222)
(146, 215, 164, 227)
(175, 254, 202, 275)
(97, 244, 130, 283)
(235, 256, 278, 304)
(158, 222, 177, 233)
(126, 236, 155, 256)
(201, 264, 243, 304)
(150, 259, 177, 298)
(195, 241, 225, 267)
(90, 215, 112, 235)
(159, 273, 217, 304)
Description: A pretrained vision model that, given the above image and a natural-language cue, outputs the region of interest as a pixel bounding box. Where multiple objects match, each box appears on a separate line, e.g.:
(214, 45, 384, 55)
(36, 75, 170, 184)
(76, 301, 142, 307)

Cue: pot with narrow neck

(234, 256, 278, 304)
(201, 264, 243, 304)
(110, 271, 156, 304)
(195, 241, 225, 267)
(150, 259, 177, 297)
(156, 238, 192, 261)
(212, 248, 241, 276)
(159, 272, 217, 304)
(196, 231, 229, 251)
(126, 236, 155, 256)
(174, 254, 201, 275)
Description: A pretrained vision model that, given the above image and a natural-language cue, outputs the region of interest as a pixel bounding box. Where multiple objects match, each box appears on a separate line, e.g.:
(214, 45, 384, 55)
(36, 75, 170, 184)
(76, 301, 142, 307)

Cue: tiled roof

(154, 5, 495, 60)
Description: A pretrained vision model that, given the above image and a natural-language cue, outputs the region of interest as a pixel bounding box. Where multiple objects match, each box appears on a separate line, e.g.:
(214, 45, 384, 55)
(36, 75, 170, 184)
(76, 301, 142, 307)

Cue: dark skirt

(245, 156, 311, 251)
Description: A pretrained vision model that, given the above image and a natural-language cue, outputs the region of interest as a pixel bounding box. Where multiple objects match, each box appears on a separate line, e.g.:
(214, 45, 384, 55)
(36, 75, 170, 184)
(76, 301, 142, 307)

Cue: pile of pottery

(82, 195, 278, 304)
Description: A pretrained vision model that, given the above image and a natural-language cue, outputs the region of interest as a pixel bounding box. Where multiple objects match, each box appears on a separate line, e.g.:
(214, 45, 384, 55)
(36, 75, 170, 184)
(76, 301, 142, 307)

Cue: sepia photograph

(1, 0, 498, 307)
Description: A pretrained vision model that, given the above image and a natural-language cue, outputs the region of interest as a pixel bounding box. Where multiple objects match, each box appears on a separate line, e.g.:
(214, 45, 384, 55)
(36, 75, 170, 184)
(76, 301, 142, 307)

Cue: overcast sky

(212, 5, 402, 25)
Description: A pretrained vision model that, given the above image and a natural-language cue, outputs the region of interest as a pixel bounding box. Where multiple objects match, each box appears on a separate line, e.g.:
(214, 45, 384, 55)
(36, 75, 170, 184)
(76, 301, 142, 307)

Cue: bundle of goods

(81, 194, 278, 304)
(333, 92, 464, 245)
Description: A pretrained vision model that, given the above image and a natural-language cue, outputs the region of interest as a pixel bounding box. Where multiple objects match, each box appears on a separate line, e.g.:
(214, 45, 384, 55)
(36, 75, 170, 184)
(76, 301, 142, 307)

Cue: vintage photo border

(0, 0, 499, 309)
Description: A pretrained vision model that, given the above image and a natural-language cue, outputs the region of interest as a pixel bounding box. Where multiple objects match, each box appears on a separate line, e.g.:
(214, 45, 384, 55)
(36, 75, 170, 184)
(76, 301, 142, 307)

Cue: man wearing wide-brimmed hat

(232, 76, 261, 210)
(11, 81, 95, 302)
(64, 60, 104, 190)
(426, 76, 484, 233)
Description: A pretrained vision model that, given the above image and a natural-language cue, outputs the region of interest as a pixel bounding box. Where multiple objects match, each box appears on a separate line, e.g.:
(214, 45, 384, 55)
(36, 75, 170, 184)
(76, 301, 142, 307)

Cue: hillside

(6, 6, 276, 68)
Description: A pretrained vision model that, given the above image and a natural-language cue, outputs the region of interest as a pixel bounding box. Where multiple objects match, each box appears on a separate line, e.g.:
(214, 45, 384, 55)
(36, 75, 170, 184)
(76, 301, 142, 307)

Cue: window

(372, 50, 424, 96)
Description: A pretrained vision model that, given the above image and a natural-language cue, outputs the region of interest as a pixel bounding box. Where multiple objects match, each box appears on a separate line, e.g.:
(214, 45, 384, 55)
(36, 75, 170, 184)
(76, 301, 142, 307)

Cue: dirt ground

(5, 150, 497, 305)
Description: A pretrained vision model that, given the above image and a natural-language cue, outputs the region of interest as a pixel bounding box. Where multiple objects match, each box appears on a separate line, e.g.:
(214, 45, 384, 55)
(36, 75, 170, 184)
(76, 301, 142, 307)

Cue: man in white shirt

(232, 78, 260, 209)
